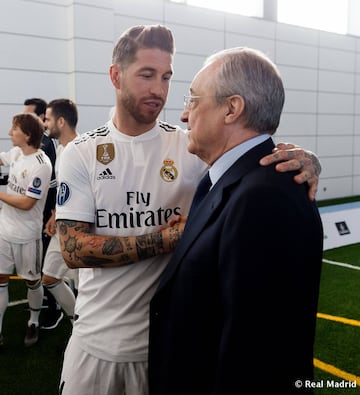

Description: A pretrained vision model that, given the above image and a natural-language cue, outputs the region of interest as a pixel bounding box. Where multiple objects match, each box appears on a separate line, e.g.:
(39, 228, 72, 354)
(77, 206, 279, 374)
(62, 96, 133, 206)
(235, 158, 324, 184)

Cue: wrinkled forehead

(190, 62, 217, 94)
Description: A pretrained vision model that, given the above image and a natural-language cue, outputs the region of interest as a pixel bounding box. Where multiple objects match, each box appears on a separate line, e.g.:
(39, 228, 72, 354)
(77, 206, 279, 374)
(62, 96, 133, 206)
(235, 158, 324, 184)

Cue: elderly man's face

(181, 62, 228, 165)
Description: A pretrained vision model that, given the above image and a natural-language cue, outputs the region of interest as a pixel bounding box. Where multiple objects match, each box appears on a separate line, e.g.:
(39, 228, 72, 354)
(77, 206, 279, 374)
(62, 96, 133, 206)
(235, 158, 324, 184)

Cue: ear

(110, 64, 121, 89)
(57, 116, 65, 128)
(224, 95, 245, 125)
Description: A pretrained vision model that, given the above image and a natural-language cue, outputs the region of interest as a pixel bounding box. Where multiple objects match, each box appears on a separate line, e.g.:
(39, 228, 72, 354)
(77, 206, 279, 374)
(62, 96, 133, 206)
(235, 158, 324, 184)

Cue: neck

(112, 103, 157, 137)
(59, 129, 77, 147)
(20, 144, 37, 155)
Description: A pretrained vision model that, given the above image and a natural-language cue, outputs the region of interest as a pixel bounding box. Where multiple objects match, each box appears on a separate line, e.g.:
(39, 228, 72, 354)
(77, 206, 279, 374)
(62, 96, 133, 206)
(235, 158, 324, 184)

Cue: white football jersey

(56, 120, 207, 362)
(0, 147, 52, 243)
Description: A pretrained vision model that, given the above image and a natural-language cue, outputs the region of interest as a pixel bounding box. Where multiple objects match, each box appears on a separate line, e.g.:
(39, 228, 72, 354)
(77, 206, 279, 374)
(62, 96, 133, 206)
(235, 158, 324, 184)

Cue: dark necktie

(188, 171, 212, 217)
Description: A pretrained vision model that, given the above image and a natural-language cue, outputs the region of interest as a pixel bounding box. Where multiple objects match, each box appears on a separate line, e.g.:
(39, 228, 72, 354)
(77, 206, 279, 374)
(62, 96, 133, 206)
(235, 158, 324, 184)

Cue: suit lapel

(156, 138, 275, 292)
(155, 187, 223, 292)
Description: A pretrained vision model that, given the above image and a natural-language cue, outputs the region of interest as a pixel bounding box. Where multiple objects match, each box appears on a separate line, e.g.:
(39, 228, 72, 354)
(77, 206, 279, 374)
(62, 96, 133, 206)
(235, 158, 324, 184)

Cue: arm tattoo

(58, 220, 88, 265)
(58, 220, 89, 235)
(63, 234, 82, 262)
(167, 226, 181, 251)
(58, 219, 175, 268)
(136, 232, 165, 261)
(305, 151, 322, 176)
(81, 256, 112, 266)
(102, 237, 124, 255)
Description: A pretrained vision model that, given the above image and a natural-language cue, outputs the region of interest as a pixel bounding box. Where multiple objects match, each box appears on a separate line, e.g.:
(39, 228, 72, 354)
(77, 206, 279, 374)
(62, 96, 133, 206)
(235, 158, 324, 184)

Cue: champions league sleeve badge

(97, 143, 115, 165)
(32, 177, 41, 188)
(57, 182, 71, 206)
(27, 177, 42, 195)
(160, 158, 178, 182)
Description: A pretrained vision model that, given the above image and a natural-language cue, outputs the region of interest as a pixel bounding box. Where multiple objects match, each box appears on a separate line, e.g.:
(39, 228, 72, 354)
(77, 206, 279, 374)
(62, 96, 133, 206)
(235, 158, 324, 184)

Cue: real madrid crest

(160, 158, 178, 182)
(97, 143, 115, 165)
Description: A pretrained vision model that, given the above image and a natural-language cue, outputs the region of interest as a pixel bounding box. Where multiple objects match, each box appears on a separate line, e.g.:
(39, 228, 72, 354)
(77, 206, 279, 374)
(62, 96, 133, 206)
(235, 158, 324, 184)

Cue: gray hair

(205, 47, 284, 135)
(112, 24, 175, 69)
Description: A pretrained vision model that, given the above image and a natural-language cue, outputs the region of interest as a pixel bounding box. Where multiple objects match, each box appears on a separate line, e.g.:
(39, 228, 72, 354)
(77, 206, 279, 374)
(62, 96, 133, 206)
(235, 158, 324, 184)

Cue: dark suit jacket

(149, 138, 323, 395)
(41, 132, 57, 255)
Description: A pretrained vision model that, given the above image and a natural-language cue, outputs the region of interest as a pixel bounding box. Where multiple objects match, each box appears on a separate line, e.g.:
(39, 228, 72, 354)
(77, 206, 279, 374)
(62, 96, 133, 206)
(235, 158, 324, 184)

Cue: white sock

(0, 283, 9, 333)
(46, 281, 75, 322)
(27, 280, 44, 327)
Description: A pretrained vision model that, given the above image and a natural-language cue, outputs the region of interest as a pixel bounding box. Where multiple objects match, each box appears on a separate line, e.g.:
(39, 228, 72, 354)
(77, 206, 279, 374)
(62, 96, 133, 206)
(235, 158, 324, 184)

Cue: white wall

(0, 0, 359, 201)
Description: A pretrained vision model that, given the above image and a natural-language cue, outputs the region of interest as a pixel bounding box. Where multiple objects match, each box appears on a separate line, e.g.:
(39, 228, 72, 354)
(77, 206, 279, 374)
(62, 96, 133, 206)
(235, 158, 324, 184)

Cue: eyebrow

(138, 66, 173, 76)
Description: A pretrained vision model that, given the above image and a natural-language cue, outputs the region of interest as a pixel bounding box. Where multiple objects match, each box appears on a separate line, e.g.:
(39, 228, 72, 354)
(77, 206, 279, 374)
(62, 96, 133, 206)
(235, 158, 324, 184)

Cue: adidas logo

(97, 168, 115, 180)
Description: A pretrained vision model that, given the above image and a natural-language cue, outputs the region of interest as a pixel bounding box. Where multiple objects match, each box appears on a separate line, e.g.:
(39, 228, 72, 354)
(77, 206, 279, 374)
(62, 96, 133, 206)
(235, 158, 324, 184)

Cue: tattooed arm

(57, 218, 186, 268)
(259, 142, 321, 201)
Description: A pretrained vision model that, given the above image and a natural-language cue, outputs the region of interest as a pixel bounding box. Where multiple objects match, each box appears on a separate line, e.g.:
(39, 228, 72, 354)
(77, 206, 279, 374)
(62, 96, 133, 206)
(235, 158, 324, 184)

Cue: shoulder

(159, 121, 184, 134)
(60, 125, 111, 166)
(158, 121, 189, 144)
(41, 133, 55, 150)
(35, 150, 52, 166)
(73, 124, 110, 145)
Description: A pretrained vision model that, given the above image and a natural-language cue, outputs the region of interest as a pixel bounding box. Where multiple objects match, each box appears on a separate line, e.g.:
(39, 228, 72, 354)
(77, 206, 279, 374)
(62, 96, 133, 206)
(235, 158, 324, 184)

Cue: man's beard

(121, 91, 163, 125)
(48, 127, 61, 139)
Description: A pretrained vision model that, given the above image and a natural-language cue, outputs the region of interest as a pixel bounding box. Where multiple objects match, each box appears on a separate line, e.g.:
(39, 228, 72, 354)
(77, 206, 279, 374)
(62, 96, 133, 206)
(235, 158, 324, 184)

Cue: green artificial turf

(2, 243, 360, 395)
(0, 279, 72, 395)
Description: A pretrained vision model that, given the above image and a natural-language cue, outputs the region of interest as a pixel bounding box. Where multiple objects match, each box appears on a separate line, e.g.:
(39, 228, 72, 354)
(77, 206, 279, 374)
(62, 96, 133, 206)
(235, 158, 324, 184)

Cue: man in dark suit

(149, 47, 324, 394)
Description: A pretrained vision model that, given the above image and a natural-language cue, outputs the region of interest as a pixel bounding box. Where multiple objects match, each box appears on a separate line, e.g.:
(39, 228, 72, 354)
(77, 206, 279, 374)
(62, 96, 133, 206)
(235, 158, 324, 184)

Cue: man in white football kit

(0, 113, 52, 347)
(41, 99, 79, 325)
(56, 25, 321, 395)
(58, 118, 205, 395)
(23, 97, 64, 331)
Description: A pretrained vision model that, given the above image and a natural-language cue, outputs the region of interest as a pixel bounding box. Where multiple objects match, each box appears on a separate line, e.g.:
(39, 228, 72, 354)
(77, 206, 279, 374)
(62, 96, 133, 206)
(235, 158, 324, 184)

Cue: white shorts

(60, 334, 148, 395)
(0, 238, 42, 281)
(42, 232, 77, 281)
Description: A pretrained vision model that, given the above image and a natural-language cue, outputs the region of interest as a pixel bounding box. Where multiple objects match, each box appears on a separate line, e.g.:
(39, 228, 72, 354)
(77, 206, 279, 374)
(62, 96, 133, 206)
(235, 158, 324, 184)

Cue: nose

(180, 108, 189, 123)
(150, 78, 167, 97)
